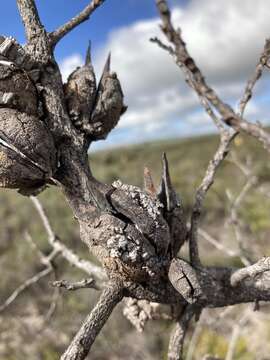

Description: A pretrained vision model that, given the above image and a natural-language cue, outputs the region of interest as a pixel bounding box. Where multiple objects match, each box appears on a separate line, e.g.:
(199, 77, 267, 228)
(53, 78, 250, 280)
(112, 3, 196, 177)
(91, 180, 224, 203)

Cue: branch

(155, 0, 270, 153)
(0, 266, 52, 313)
(0, 231, 57, 313)
(61, 281, 123, 360)
(16, 0, 45, 42)
(167, 305, 195, 360)
(52, 278, 98, 291)
(30, 196, 107, 281)
(189, 130, 235, 265)
(186, 311, 204, 360)
(198, 228, 240, 258)
(231, 257, 270, 287)
(225, 154, 259, 265)
(50, 0, 106, 45)
(225, 310, 249, 360)
(238, 39, 270, 116)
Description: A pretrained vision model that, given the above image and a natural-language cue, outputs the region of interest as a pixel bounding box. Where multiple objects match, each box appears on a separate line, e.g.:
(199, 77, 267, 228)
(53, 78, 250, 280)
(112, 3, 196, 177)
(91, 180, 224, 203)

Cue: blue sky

(1, 1, 270, 150)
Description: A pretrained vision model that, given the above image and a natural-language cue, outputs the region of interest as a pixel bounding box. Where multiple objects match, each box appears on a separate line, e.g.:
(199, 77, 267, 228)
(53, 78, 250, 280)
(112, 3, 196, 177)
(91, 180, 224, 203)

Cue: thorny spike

(95, 52, 111, 100)
(158, 152, 179, 211)
(143, 167, 156, 196)
(102, 52, 111, 76)
(85, 40, 92, 66)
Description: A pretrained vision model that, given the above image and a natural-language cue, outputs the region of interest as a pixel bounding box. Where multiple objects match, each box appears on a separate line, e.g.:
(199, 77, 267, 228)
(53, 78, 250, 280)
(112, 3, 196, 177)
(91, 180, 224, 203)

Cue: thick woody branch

(61, 281, 124, 360)
(225, 310, 249, 360)
(231, 257, 270, 287)
(0, 266, 52, 313)
(239, 39, 270, 116)
(156, 258, 270, 308)
(16, 0, 45, 42)
(168, 306, 195, 360)
(50, 0, 106, 45)
(155, 0, 270, 153)
(0, 231, 57, 313)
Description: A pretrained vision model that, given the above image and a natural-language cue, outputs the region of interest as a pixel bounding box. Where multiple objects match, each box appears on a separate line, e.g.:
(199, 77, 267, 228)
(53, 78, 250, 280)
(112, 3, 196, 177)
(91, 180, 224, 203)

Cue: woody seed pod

(90, 54, 127, 140)
(64, 43, 97, 131)
(0, 37, 57, 195)
(0, 108, 57, 193)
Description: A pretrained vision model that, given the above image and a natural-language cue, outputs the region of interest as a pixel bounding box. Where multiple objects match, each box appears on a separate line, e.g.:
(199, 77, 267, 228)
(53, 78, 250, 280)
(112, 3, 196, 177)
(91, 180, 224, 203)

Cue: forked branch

(30, 196, 107, 282)
(50, 0, 106, 45)
(61, 281, 124, 360)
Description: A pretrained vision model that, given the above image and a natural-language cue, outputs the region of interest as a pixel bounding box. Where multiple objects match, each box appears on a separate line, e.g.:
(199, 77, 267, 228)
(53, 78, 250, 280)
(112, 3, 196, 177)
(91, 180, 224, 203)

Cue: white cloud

(60, 1, 270, 147)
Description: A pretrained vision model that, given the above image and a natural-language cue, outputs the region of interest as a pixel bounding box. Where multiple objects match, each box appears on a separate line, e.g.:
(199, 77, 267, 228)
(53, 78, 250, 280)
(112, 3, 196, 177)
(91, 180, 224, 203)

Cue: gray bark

(0, 1, 270, 359)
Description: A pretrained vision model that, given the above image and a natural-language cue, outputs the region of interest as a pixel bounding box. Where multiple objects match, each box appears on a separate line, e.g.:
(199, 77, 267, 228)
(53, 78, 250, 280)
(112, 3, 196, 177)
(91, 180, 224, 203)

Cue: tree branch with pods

(1, 0, 270, 359)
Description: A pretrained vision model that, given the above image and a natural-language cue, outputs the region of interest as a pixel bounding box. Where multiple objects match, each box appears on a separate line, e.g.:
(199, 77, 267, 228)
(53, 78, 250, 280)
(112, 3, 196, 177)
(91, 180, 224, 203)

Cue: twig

(189, 131, 236, 265)
(225, 154, 259, 265)
(198, 228, 239, 258)
(155, 0, 270, 153)
(43, 287, 60, 325)
(186, 311, 204, 360)
(154, 3, 237, 266)
(52, 278, 98, 291)
(0, 231, 59, 313)
(61, 281, 124, 360)
(167, 305, 195, 360)
(0, 267, 52, 312)
(30, 196, 107, 281)
(231, 257, 270, 287)
(50, 0, 106, 45)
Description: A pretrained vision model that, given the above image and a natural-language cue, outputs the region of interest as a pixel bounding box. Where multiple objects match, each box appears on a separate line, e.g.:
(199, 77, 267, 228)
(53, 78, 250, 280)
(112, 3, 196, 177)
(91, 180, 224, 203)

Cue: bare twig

(61, 281, 124, 360)
(30, 196, 107, 281)
(225, 310, 250, 360)
(189, 131, 235, 265)
(225, 154, 259, 265)
(0, 230, 59, 313)
(155, 0, 270, 153)
(43, 287, 60, 326)
(239, 39, 270, 116)
(154, 3, 238, 267)
(167, 305, 195, 360)
(198, 228, 239, 258)
(52, 278, 98, 291)
(231, 257, 270, 287)
(0, 267, 52, 312)
(186, 311, 204, 360)
(50, 0, 106, 45)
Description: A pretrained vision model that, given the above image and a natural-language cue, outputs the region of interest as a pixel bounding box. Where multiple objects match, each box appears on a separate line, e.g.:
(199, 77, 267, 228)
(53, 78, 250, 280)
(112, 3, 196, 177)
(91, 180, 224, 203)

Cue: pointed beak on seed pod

(64, 43, 127, 140)
(0, 36, 57, 196)
(90, 53, 127, 140)
(64, 41, 97, 131)
(158, 153, 187, 257)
